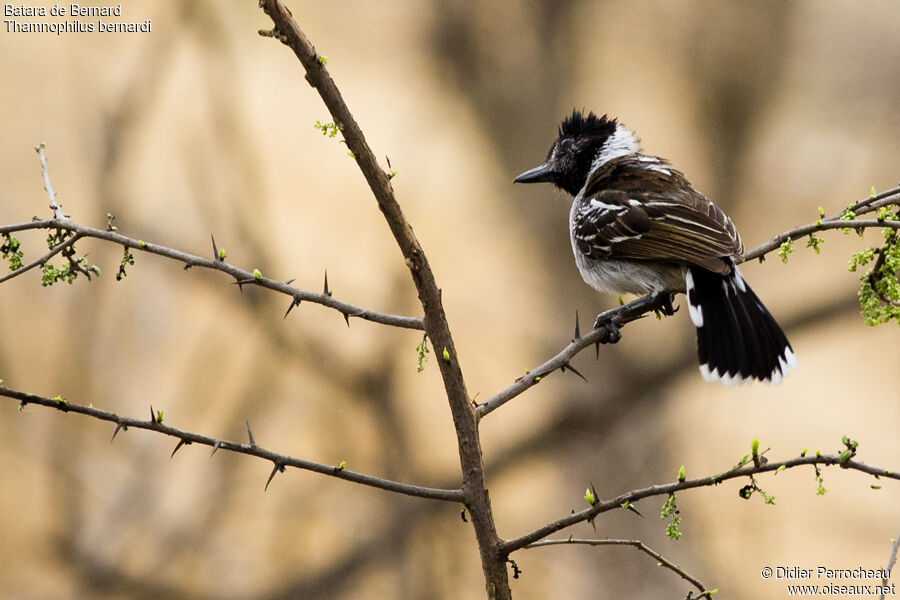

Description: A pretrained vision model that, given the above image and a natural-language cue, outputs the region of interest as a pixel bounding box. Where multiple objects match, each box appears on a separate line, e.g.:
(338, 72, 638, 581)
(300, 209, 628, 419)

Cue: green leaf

(442, 347, 451, 363)
(415, 333, 430, 373)
(778, 238, 794, 263)
(584, 488, 596, 505)
(660, 493, 682, 540)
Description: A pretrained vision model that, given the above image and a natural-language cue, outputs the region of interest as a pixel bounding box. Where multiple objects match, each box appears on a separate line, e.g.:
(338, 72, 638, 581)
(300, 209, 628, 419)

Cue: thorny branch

(501, 451, 900, 554)
(0, 385, 463, 502)
(526, 538, 714, 599)
(476, 187, 900, 420)
(0, 219, 423, 331)
(256, 1, 508, 596)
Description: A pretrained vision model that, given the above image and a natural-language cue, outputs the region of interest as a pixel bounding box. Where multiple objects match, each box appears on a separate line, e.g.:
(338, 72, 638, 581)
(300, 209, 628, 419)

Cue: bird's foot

(654, 292, 678, 317)
(592, 314, 621, 344)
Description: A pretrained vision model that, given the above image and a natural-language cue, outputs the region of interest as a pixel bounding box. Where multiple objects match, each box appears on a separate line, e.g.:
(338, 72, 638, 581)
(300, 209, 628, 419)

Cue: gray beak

(514, 162, 555, 184)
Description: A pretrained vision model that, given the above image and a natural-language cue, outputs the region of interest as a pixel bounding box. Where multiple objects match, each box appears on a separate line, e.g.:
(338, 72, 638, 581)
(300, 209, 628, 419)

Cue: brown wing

(574, 156, 742, 274)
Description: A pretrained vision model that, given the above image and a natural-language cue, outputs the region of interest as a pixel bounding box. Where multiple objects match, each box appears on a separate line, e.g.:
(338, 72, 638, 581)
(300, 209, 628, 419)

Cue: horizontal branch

(478, 189, 900, 420)
(0, 385, 463, 502)
(502, 451, 899, 553)
(742, 217, 900, 263)
(0, 219, 423, 331)
(526, 538, 713, 599)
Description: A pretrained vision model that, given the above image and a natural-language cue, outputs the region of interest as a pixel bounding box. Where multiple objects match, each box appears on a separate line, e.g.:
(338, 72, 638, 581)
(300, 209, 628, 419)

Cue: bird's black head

(514, 110, 619, 197)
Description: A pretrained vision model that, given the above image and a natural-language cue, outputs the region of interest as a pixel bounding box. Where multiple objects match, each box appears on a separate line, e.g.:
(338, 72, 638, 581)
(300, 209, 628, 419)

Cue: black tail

(685, 262, 796, 385)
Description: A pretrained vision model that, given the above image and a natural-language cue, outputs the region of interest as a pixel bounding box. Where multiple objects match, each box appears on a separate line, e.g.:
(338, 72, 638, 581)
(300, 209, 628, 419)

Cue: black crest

(559, 110, 616, 139)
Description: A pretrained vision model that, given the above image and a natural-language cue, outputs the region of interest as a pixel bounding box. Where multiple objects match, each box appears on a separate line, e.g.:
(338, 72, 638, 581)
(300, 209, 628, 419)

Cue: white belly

(573, 251, 685, 295)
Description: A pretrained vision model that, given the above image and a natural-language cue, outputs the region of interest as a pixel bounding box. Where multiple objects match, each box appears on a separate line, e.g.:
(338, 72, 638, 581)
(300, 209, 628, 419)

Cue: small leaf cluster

(313, 120, 340, 138)
(42, 259, 84, 286)
(116, 246, 135, 281)
(415, 333, 430, 373)
(40, 230, 100, 286)
(660, 493, 682, 540)
(778, 238, 794, 263)
(849, 216, 900, 326)
(1, 234, 24, 271)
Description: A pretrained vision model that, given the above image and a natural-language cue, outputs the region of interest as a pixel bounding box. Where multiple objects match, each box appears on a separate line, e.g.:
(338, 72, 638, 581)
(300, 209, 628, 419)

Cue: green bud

(337, 460, 346, 471)
(751, 438, 759, 456)
(584, 488, 595, 505)
(253, 269, 262, 281)
(218, 248, 227, 260)
(442, 347, 450, 362)
(678, 465, 686, 483)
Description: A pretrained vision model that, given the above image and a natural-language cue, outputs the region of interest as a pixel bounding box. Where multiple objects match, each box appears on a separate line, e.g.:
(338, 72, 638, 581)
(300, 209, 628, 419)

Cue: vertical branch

(258, 2, 509, 597)
(35, 144, 67, 221)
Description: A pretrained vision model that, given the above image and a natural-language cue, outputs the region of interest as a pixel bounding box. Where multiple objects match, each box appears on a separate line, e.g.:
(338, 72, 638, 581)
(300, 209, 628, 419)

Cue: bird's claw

(656, 292, 678, 317)
(593, 315, 621, 344)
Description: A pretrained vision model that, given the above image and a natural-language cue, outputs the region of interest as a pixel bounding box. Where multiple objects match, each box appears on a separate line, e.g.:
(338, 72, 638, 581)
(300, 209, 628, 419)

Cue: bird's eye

(560, 138, 573, 149)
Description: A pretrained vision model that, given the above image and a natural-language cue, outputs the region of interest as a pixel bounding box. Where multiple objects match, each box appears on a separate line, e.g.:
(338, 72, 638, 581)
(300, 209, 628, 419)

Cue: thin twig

(0, 232, 82, 285)
(0, 219, 423, 331)
(0, 385, 464, 503)
(475, 293, 671, 420)
(881, 532, 900, 600)
(502, 453, 899, 553)
(742, 218, 900, 263)
(35, 144, 67, 221)
(526, 538, 714, 599)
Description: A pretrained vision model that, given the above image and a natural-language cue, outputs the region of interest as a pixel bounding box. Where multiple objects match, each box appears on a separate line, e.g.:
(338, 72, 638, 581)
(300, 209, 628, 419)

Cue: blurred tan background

(1, 1, 899, 598)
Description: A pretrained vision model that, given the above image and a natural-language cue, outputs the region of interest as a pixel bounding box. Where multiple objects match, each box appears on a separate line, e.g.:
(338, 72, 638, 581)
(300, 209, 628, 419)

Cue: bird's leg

(592, 313, 621, 344)
(655, 292, 679, 317)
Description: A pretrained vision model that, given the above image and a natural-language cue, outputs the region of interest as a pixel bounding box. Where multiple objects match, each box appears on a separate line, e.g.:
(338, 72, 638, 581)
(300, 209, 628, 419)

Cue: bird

(514, 109, 797, 385)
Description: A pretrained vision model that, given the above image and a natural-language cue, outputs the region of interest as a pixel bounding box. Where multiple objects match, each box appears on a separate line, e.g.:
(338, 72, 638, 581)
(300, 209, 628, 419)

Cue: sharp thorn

(246, 419, 256, 447)
(574, 310, 581, 340)
(626, 503, 644, 518)
(595, 341, 600, 360)
(171, 439, 190, 458)
(284, 297, 300, 319)
(343, 312, 350, 327)
(111, 422, 125, 442)
(284, 278, 295, 285)
(264, 463, 284, 491)
(211, 441, 221, 457)
(149, 405, 155, 423)
(210, 234, 218, 260)
(563, 362, 588, 383)
(323, 269, 330, 296)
